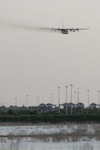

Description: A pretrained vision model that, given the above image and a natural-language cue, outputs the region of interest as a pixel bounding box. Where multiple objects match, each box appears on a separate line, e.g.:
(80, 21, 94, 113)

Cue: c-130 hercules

(40, 23, 89, 34)
(41, 27, 89, 34)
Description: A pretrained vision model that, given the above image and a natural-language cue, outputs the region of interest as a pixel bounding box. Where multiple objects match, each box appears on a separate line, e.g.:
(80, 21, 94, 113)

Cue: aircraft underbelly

(61, 29, 68, 34)
(61, 31, 68, 34)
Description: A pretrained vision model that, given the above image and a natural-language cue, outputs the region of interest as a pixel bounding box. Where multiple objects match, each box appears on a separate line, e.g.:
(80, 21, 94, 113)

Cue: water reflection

(0, 125, 100, 150)
(0, 137, 100, 150)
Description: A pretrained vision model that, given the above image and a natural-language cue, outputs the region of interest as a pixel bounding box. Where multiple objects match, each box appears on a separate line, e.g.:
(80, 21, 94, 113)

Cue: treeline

(0, 114, 100, 123)
(0, 108, 100, 123)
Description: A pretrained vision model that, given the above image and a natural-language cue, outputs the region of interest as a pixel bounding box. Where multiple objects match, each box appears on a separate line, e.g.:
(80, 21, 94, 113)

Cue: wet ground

(0, 124, 100, 150)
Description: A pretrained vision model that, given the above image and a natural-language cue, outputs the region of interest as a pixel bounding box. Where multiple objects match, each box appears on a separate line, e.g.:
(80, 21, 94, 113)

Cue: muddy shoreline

(0, 122, 99, 126)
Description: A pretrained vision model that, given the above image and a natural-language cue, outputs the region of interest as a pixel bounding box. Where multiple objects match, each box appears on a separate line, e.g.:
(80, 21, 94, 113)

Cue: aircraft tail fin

(62, 21, 64, 28)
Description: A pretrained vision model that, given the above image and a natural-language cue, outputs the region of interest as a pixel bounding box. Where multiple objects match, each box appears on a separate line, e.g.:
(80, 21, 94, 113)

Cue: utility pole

(14, 97, 17, 106)
(87, 89, 90, 106)
(37, 96, 39, 106)
(65, 86, 68, 115)
(78, 91, 80, 103)
(98, 90, 100, 107)
(77, 88, 79, 103)
(74, 91, 76, 103)
(70, 84, 73, 115)
(51, 93, 53, 104)
(26, 94, 28, 108)
(58, 86, 60, 113)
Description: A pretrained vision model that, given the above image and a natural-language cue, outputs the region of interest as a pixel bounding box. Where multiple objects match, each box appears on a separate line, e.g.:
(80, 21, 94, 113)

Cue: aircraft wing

(68, 28, 89, 31)
(40, 27, 89, 34)
(40, 27, 58, 32)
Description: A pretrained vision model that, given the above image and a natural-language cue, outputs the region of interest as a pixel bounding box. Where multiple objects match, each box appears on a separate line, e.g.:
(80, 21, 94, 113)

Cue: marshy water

(0, 124, 100, 150)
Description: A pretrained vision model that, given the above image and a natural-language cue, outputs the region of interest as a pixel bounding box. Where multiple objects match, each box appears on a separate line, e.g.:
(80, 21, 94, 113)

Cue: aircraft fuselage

(61, 29, 68, 34)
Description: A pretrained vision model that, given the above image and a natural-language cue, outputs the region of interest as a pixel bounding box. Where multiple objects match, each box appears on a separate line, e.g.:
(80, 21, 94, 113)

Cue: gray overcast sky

(0, 0, 100, 106)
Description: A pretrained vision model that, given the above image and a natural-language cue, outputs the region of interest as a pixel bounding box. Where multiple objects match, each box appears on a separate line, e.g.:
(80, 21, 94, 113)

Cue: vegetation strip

(0, 114, 100, 123)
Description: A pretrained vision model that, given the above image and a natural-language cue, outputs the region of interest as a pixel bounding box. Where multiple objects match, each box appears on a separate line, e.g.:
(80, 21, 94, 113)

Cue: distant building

(0, 106, 8, 113)
(74, 102, 84, 109)
(89, 103, 97, 109)
(39, 103, 47, 113)
(46, 103, 52, 108)
(62, 102, 74, 110)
